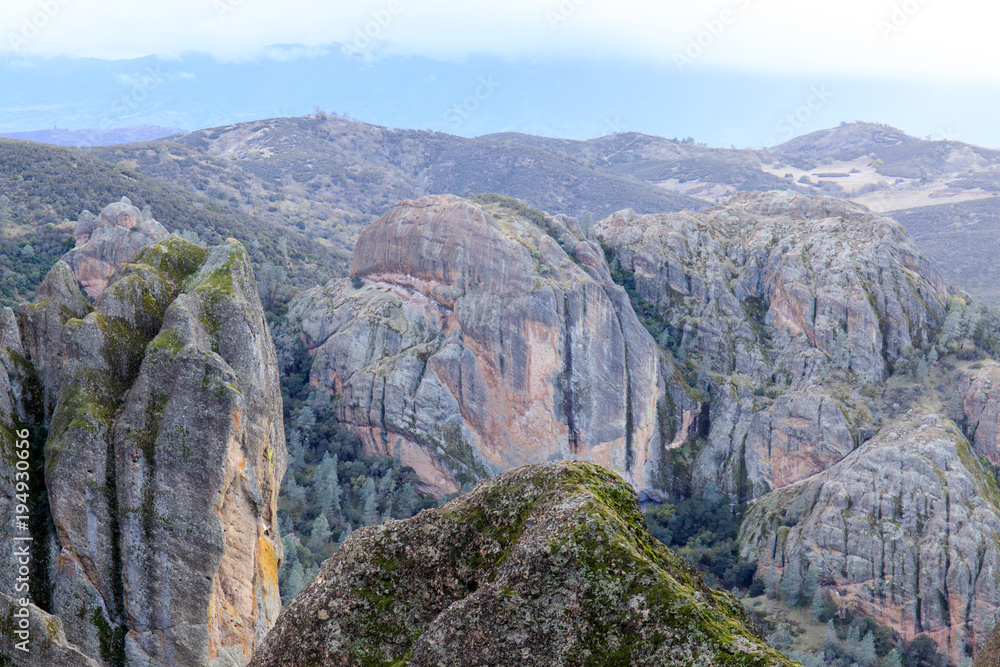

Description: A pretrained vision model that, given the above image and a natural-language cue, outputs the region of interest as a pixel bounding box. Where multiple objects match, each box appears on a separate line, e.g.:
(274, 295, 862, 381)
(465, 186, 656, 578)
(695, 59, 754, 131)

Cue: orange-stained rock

(289, 195, 695, 497)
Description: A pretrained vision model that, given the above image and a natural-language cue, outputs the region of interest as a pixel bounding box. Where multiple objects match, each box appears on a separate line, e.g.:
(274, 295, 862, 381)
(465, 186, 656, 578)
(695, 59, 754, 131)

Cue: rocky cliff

(61, 198, 168, 298)
(596, 190, 952, 499)
(1, 232, 286, 666)
(288, 194, 695, 496)
(249, 460, 797, 667)
(975, 621, 1000, 667)
(739, 413, 1000, 662)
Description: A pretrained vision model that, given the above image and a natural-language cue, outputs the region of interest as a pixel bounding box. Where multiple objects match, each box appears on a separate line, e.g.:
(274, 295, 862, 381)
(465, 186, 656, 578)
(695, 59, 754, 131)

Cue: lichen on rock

(250, 460, 797, 667)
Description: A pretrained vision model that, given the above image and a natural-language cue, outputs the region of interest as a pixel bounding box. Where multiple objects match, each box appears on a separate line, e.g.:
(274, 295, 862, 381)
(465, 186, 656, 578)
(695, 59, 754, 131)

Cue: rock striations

(289, 194, 694, 497)
(249, 460, 796, 667)
(739, 413, 1000, 662)
(1, 227, 286, 666)
(596, 190, 951, 499)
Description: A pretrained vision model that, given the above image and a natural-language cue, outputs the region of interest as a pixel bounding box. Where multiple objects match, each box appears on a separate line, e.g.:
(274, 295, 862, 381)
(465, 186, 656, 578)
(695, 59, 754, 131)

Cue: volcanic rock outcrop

(1, 234, 287, 666)
(61, 197, 168, 298)
(739, 413, 1000, 663)
(289, 194, 693, 496)
(249, 460, 796, 667)
(596, 190, 952, 499)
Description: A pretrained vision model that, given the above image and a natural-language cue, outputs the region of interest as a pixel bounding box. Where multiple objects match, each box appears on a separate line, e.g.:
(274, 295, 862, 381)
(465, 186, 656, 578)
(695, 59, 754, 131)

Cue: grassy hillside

(0, 138, 346, 307)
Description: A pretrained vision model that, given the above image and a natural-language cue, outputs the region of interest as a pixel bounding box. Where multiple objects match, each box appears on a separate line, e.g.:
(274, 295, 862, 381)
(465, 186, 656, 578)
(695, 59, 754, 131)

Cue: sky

(1, 0, 999, 148)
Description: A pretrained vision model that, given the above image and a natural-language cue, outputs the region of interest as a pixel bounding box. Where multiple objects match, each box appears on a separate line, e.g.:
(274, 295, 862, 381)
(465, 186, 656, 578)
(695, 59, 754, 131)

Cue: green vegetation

(273, 337, 439, 601)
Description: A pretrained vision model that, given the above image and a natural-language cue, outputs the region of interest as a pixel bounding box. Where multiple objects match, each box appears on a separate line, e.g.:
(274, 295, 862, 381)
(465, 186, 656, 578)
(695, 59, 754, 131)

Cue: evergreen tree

(915, 356, 929, 383)
(285, 560, 306, 600)
(780, 558, 802, 605)
(857, 631, 876, 667)
(882, 649, 902, 667)
(810, 588, 826, 621)
(822, 620, 838, 649)
(361, 478, 379, 526)
(765, 561, 780, 599)
(803, 563, 819, 602)
(308, 514, 331, 553)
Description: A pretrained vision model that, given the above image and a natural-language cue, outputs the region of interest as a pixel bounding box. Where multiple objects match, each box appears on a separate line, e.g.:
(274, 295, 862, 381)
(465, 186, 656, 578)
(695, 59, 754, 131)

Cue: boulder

(250, 461, 796, 667)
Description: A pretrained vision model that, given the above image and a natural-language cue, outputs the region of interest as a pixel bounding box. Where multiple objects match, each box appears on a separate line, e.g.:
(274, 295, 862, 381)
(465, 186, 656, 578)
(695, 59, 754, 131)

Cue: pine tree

(308, 514, 331, 553)
(846, 624, 861, 655)
(856, 631, 876, 667)
(780, 558, 801, 605)
(765, 562, 780, 599)
(822, 620, 838, 649)
(882, 648, 902, 667)
(361, 478, 379, 526)
(810, 589, 826, 621)
(915, 356, 929, 383)
(803, 563, 819, 602)
(285, 559, 306, 599)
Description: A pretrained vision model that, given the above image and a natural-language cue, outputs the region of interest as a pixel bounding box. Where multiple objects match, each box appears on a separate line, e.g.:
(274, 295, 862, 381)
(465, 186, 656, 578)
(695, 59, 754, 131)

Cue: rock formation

(1, 232, 286, 666)
(595, 190, 951, 499)
(61, 197, 168, 298)
(249, 460, 796, 667)
(289, 194, 695, 496)
(739, 413, 1000, 663)
(960, 360, 1000, 466)
(975, 621, 1000, 667)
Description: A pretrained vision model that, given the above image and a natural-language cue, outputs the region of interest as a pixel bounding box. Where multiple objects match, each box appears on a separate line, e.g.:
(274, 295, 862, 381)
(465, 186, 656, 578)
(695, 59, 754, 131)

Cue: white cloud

(1, 0, 999, 82)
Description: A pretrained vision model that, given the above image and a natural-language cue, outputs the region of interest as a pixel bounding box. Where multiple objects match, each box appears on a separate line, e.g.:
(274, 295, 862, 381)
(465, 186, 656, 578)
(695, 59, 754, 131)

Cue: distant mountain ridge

(0, 125, 185, 146)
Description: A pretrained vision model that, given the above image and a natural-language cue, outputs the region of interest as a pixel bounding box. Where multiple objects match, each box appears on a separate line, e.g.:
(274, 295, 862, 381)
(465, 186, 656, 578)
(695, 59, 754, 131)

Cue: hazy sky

(2, 0, 998, 146)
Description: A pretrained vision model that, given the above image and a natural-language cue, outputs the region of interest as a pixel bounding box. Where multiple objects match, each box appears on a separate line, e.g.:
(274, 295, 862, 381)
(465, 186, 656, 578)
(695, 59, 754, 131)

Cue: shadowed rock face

(249, 460, 797, 667)
(596, 190, 952, 499)
(61, 198, 168, 298)
(290, 195, 694, 496)
(2, 235, 287, 666)
(739, 414, 1000, 664)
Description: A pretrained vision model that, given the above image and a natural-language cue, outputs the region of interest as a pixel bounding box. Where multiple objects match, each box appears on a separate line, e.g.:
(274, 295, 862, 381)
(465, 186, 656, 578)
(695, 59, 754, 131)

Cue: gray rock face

(0, 593, 100, 666)
(289, 195, 693, 496)
(61, 198, 168, 298)
(960, 360, 1000, 465)
(595, 190, 951, 498)
(3, 236, 287, 666)
(739, 414, 1000, 665)
(249, 461, 796, 667)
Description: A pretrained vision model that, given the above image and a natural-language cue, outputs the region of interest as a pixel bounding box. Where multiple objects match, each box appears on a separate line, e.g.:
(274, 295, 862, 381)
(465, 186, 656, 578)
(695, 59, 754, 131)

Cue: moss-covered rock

(251, 460, 797, 667)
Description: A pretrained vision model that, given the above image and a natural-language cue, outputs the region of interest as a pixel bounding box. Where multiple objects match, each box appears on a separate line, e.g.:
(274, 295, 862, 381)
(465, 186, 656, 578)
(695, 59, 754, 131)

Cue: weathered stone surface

(289, 195, 692, 496)
(739, 413, 1000, 665)
(9, 236, 286, 666)
(250, 460, 796, 667)
(960, 360, 1000, 466)
(61, 198, 168, 298)
(596, 190, 951, 498)
(975, 621, 1000, 667)
(0, 593, 100, 667)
